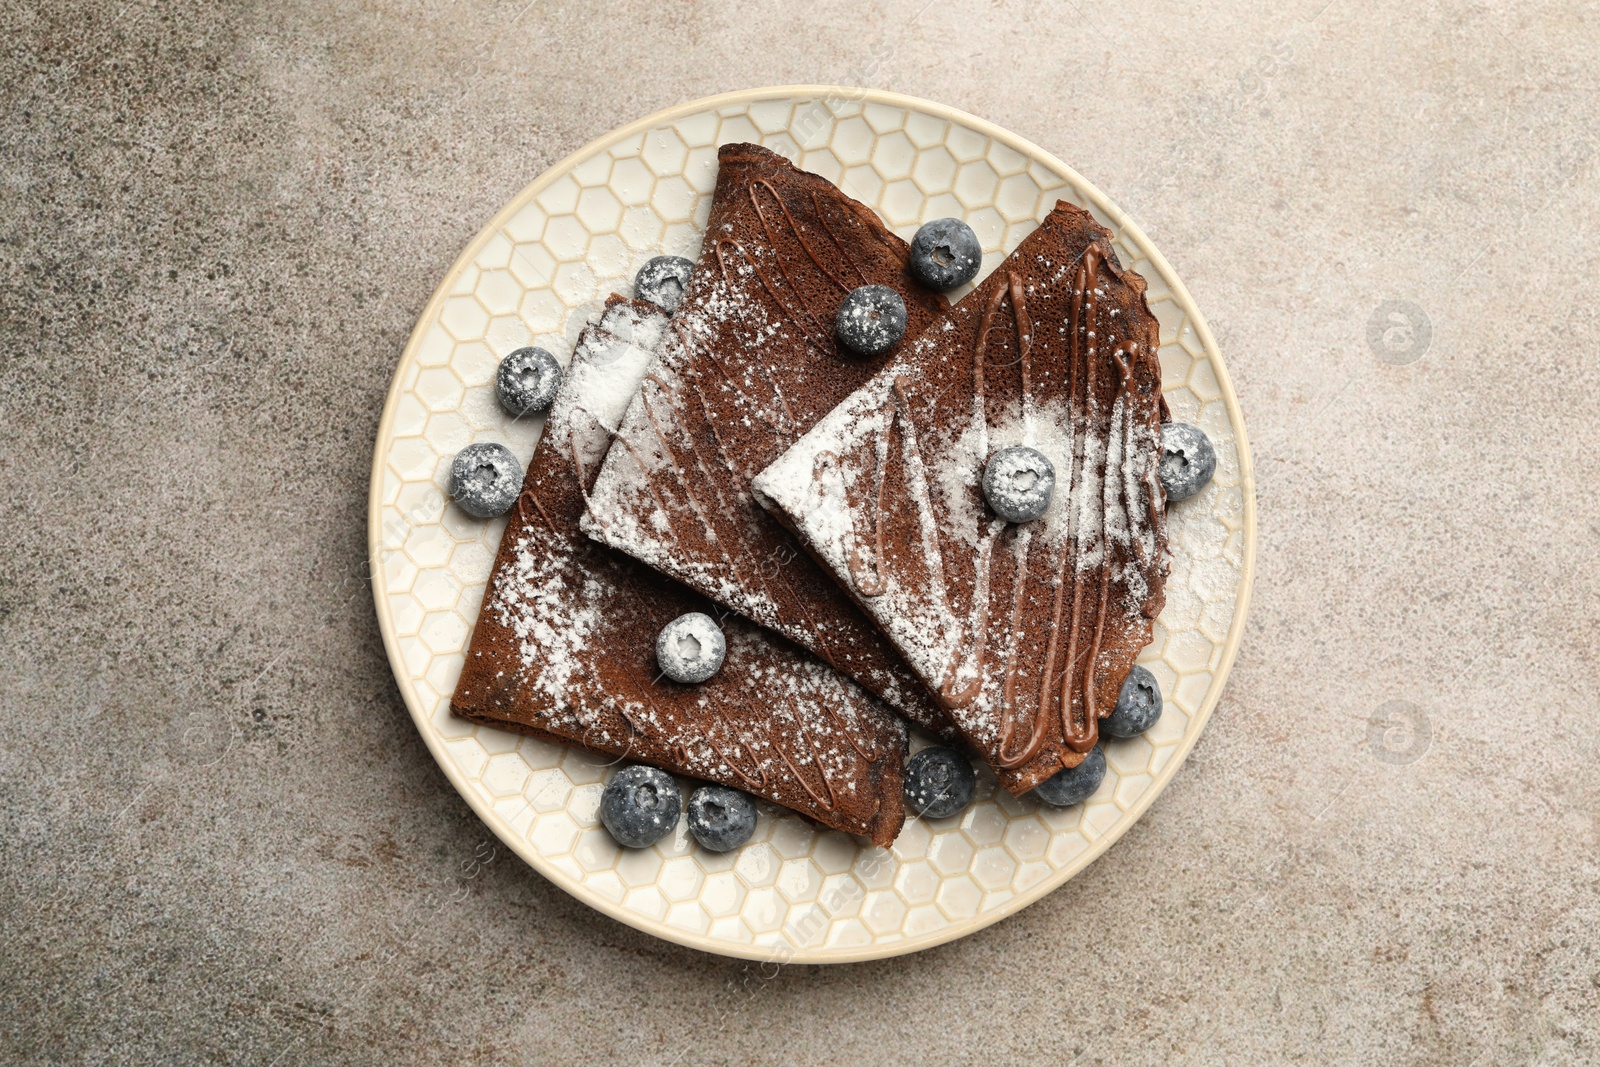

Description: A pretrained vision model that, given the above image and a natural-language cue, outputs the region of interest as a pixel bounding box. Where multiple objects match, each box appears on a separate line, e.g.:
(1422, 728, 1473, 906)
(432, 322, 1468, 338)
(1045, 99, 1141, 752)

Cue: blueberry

(686, 785, 758, 852)
(903, 746, 976, 819)
(982, 446, 1055, 523)
(449, 442, 522, 518)
(1104, 664, 1163, 738)
(495, 346, 562, 417)
(835, 285, 907, 357)
(1032, 746, 1106, 807)
(655, 612, 727, 684)
(635, 255, 695, 313)
(1160, 422, 1217, 502)
(600, 765, 681, 848)
(908, 217, 982, 291)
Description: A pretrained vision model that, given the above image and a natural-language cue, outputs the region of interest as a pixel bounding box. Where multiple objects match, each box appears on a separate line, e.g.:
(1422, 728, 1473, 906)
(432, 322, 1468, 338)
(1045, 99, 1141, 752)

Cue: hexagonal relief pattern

(371, 91, 1254, 962)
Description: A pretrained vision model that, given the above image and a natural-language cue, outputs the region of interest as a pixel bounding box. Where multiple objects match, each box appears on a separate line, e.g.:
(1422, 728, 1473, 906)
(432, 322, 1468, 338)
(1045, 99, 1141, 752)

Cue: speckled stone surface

(2, 1, 1597, 1064)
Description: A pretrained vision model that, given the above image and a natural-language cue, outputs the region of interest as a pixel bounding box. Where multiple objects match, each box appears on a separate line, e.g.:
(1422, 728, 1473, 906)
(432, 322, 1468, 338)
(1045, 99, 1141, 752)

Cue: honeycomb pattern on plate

(370, 91, 1254, 962)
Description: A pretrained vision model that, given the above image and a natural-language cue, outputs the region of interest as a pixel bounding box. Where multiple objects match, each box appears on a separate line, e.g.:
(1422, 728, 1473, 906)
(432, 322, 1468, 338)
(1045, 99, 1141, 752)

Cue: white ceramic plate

(368, 87, 1256, 963)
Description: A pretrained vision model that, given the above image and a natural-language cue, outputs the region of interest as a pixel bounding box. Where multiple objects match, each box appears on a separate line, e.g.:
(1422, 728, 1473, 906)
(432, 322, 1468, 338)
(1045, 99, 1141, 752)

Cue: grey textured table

(4, 1, 1598, 1064)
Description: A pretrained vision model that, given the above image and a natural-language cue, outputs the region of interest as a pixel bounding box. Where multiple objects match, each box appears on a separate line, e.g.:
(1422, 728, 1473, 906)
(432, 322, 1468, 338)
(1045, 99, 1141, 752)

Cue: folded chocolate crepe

(754, 203, 1170, 794)
(580, 143, 957, 738)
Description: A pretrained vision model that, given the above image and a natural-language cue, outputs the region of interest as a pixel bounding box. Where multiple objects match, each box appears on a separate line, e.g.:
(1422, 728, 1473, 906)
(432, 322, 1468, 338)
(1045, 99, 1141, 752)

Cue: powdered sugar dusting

(492, 308, 666, 687)
(552, 330, 658, 475)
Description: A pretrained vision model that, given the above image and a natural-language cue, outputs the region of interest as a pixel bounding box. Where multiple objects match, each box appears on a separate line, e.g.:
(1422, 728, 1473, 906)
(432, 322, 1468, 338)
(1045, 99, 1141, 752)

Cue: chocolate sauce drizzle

(1036, 245, 1109, 756)
(608, 607, 880, 812)
(936, 275, 1029, 711)
(708, 179, 875, 358)
(621, 660, 772, 790)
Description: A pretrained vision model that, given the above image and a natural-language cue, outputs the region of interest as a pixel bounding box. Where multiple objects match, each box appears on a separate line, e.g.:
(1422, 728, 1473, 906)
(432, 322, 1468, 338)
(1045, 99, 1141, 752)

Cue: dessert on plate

(445, 141, 1206, 849)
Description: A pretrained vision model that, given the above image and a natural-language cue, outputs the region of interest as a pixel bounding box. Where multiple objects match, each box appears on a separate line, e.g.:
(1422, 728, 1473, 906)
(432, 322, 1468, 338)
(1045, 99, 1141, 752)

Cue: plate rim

(367, 85, 1258, 963)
